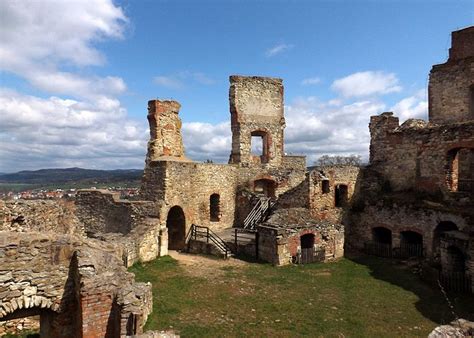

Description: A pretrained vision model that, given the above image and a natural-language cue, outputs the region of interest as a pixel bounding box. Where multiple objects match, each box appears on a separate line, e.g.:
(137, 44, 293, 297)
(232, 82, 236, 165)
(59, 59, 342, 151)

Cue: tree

(316, 154, 362, 167)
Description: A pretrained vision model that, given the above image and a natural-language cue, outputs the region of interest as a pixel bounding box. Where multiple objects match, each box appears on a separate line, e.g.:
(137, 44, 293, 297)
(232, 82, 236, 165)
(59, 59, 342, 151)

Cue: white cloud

(265, 43, 294, 57)
(181, 122, 231, 162)
(0, 89, 147, 171)
(331, 71, 402, 98)
(390, 89, 428, 120)
(0, 0, 148, 172)
(0, 0, 128, 101)
(301, 77, 322, 86)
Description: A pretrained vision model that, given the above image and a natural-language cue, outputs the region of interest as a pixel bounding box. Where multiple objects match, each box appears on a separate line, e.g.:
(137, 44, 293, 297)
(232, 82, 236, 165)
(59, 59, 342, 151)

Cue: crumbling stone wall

(369, 113, 474, 193)
(429, 26, 474, 124)
(0, 232, 152, 337)
(348, 203, 471, 255)
(146, 100, 187, 162)
(228, 75, 285, 166)
(0, 199, 84, 235)
(75, 190, 158, 235)
(258, 208, 344, 266)
(308, 165, 360, 222)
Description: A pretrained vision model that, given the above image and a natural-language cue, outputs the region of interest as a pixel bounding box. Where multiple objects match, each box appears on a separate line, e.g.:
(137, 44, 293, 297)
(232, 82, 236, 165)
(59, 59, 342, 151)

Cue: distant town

(0, 187, 140, 201)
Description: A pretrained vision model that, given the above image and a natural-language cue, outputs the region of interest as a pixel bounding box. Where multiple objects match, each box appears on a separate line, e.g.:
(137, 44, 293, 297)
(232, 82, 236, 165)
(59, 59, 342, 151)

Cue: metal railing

(188, 224, 232, 258)
(243, 197, 275, 230)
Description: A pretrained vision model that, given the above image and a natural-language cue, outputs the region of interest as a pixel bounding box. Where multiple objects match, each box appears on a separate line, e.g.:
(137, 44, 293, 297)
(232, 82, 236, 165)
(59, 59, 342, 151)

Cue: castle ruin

(1, 26, 473, 337)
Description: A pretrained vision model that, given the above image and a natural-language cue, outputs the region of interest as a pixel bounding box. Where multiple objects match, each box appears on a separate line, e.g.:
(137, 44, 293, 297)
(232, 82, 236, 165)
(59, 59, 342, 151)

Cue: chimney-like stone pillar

(146, 100, 186, 163)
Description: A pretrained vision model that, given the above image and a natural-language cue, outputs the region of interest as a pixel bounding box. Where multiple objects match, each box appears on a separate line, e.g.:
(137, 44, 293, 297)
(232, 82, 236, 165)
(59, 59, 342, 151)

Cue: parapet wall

(75, 190, 158, 235)
(0, 200, 84, 235)
(369, 113, 474, 193)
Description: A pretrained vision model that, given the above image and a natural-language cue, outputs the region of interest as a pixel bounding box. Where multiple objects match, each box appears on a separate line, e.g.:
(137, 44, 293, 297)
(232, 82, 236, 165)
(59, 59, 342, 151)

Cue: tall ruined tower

(429, 26, 474, 124)
(228, 75, 285, 166)
(146, 100, 187, 163)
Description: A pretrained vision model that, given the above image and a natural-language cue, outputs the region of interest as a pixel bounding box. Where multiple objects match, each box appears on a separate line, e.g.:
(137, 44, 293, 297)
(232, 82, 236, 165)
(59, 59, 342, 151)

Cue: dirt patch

(168, 251, 249, 279)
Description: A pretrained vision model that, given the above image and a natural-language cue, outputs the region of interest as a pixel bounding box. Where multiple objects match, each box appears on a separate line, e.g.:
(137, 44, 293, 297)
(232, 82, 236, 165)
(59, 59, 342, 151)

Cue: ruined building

(1, 25, 473, 337)
(348, 26, 474, 291)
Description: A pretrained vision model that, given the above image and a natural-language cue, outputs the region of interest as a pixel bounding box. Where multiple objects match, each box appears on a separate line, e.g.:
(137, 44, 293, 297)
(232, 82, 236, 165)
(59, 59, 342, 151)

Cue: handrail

(243, 196, 275, 230)
(187, 224, 232, 258)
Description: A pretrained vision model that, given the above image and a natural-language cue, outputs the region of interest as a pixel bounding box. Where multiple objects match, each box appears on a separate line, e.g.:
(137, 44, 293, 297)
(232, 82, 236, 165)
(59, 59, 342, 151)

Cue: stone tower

(428, 26, 474, 124)
(145, 99, 187, 163)
(228, 75, 285, 166)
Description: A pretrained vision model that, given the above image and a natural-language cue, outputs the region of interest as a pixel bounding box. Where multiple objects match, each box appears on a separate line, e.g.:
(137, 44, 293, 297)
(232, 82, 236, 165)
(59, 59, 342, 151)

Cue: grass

(129, 255, 474, 337)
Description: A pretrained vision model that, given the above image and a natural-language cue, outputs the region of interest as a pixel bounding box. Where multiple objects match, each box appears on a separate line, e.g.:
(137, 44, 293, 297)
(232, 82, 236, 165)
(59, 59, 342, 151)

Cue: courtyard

(130, 253, 474, 337)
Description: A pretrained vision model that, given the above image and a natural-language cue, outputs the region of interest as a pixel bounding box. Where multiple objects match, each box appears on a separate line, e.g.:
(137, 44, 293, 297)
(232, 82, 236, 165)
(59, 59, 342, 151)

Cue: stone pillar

(146, 100, 187, 163)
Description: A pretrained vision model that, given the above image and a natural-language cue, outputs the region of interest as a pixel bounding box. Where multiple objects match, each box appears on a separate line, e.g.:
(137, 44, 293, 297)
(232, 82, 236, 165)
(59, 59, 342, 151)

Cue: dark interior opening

(210, 193, 220, 222)
(300, 233, 315, 249)
(372, 227, 392, 245)
(335, 184, 348, 207)
(166, 206, 186, 250)
(445, 246, 466, 273)
(322, 180, 330, 194)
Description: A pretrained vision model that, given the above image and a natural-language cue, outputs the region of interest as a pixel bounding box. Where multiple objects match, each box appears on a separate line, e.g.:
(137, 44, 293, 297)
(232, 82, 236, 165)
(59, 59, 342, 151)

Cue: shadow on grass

(348, 254, 474, 325)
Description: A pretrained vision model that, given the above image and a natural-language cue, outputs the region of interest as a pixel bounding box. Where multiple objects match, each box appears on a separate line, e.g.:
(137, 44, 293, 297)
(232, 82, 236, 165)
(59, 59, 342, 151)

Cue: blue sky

(0, 0, 473, 172)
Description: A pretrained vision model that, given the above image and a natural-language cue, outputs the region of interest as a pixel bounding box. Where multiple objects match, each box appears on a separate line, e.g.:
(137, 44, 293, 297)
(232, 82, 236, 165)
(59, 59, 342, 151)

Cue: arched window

(210, 194, 220, 222)
(250, 130, 269, 163)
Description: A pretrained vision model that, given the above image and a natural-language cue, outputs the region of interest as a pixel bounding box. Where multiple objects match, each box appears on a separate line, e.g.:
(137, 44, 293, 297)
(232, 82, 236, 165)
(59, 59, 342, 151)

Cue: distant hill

(0, 167, 143, 192)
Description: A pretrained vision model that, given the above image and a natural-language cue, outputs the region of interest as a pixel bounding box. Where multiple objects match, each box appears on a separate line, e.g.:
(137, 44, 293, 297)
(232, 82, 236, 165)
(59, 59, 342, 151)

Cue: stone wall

(257, 208, 344, 266)
(348, 203, 471, 257)
(429, 26, 474, 124)
(146, 100, 187, 162)
(229, 75, 285, 166)
(0, 199, 84, 235)
(369, 113, 474, 193)
(308, 165, 360, 223)
(0, 232, 152, 337)
(76, 190, 158, 235)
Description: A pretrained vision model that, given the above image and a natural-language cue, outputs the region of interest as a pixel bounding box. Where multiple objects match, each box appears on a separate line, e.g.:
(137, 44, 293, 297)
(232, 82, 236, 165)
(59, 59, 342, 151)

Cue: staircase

(186, 224, 232, 258)
(243, 196, 276, 230)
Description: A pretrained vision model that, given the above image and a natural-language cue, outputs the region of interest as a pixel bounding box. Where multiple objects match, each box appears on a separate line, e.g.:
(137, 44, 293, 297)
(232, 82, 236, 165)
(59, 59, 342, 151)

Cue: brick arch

(398, 227, 424, 236)
(445, 146, 474, 192)
(0, 295, 57, 319)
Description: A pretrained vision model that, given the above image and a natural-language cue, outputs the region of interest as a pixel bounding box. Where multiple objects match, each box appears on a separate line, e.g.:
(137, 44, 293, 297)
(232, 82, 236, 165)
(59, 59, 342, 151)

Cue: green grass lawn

(129, 255, 474, 337)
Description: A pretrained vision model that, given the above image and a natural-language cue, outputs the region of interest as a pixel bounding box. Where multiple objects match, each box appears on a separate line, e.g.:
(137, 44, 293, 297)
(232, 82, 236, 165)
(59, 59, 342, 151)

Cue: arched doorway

(432, 221, 458, 262)
(400, 231, 423, 257)
(166, 206, 186, 250)
(372, 227, 392, 246)
(253, 179, 276, 198)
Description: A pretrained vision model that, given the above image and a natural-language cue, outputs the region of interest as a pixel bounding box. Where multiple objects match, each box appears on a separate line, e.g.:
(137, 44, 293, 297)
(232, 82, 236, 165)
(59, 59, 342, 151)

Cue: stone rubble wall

(229, 75, 285, 166)
(146, 100, 187, 161)
(0, 232, 152, 337)
(0, 199, 84, 235)
(369, 113, 474, 193)
(348, 203, 471, 255)
(258, 208, 344, 266)
(429, 26, 474, 124)
(75, 189, 158, 235)
(309, 165, 360, 223)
